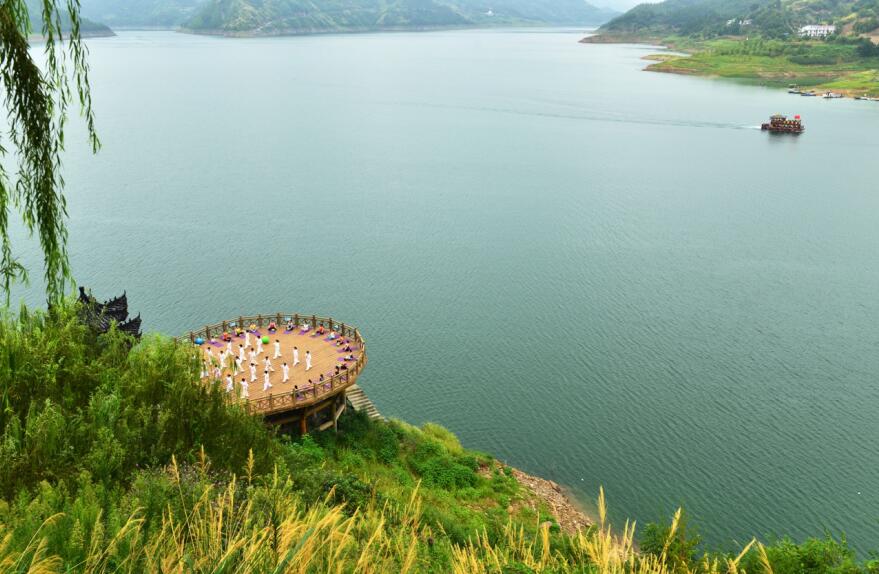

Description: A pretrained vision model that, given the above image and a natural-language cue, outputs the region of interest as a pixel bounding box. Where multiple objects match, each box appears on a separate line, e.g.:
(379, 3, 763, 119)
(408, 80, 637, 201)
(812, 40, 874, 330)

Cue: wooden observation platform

(184, 313, 367, 433)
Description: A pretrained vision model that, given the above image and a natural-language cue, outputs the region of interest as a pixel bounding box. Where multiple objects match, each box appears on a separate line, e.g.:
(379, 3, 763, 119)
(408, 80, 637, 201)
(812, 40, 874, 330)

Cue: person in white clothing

(244, 331, 250, 347)
(240, 378, 249, 399)
(282, 362, 289, 382)
(225, 374, 234, 393)
(305, 350, 312, 371)
(234, 356, 242, 374)
(292, 346, 300, 367)
(249, 362, 257, 382)
(263, 370, 272, 392)
(238, 344, 246, 362)
(264, 356, 274, 372)
(248, 348, 256, 363)
(256, 338, 264, 355)
(225, 340, 232, 354)
(273, 339, 281, 358)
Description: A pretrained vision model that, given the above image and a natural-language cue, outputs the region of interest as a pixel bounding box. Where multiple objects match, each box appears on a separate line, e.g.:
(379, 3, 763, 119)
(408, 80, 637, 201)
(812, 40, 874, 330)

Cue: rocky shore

(511, 468, 593, 535)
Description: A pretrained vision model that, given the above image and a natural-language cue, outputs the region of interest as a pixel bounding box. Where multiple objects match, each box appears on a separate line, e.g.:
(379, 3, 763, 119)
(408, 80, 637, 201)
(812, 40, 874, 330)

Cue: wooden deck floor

(199, 328, 362, 402)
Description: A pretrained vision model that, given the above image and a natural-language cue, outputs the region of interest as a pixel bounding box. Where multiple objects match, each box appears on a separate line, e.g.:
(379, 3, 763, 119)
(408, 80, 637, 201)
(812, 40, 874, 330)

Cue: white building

(799, 25, 836, 38)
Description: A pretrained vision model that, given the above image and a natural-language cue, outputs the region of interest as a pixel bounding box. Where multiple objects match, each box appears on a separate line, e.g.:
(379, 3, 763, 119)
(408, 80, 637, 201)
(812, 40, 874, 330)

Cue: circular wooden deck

(186, 314, 367, 418)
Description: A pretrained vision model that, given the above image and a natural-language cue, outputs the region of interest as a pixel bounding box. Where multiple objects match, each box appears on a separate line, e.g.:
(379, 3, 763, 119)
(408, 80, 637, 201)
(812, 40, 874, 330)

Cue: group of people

(201, 323, 357, 400)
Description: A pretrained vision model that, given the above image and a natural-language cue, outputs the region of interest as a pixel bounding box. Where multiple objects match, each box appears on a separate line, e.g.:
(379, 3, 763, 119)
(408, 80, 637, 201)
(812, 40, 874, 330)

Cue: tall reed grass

(1, 471, 768, 574)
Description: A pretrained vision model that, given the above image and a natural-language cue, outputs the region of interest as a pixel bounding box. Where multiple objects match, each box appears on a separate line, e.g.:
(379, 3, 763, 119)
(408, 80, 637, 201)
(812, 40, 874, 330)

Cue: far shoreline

(179, 23, 604, 39)
(580, 32, 879, 100)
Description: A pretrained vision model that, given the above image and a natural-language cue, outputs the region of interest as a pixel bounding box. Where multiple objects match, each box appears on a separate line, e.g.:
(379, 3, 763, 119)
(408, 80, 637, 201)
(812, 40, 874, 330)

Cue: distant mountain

(74, 17, 116, 36)
(600, 0, 879, 38)
(80, 0, 207, 28)
(26, 0, 115, 36)
(601, 0, 769, 35)
(184, 0, 618, 35)
(596, 0, 640, 11)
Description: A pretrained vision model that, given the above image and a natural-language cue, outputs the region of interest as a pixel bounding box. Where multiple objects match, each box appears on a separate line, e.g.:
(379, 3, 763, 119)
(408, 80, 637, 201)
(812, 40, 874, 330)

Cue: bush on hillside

(0, 303, 276, 498)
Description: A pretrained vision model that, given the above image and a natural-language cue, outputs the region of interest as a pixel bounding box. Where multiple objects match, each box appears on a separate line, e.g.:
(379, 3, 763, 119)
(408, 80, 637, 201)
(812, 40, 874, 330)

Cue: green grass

(819, 69, 879, 94)
(645, 38, 879, 95)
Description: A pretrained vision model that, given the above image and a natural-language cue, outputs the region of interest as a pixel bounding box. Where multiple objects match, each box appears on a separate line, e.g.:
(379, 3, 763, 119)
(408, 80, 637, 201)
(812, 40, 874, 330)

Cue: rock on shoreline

(511, 468, 593, 535)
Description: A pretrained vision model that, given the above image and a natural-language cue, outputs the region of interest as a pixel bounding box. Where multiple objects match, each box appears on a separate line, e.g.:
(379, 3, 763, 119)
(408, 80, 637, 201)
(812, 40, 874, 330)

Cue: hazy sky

(599, 0, 643, 11)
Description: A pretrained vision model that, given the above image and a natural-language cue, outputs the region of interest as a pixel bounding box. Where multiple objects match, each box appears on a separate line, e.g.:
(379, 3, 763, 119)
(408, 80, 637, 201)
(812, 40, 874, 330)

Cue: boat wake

(387, 100, 759, 131)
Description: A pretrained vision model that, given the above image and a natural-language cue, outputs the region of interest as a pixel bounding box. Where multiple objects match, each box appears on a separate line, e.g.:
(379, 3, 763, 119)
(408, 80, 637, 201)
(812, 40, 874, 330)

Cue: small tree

(856, 37, 878, 58)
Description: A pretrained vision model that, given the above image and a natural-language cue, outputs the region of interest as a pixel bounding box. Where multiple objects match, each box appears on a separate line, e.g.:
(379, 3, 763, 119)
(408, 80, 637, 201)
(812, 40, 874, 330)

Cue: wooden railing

(181, 313, 367, 416)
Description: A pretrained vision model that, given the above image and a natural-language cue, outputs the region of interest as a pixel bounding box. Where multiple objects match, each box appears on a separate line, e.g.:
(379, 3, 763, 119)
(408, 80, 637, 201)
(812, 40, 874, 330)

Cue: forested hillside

(183, 0, 617, 35)
(601, 0, 879, 39)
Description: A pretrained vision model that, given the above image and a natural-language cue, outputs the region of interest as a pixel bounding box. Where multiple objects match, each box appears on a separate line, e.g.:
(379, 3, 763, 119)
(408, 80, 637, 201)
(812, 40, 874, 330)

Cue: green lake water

(13, 28, 879, 551)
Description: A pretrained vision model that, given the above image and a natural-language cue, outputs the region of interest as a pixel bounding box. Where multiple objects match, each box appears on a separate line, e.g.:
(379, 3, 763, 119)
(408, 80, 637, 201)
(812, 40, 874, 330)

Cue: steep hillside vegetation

(600, 0, 879, 39)
(183, 0, 617, 36)
(601, 0, 769, 36)
(0, 301, 586, 571)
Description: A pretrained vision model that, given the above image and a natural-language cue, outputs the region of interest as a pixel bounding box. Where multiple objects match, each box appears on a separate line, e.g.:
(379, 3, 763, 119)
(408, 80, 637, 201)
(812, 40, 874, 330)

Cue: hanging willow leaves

(0, 0, 98, 303)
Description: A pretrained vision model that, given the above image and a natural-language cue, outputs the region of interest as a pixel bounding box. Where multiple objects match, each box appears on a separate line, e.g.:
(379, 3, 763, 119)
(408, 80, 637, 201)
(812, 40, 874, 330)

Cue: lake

(13, 28, 879, 552)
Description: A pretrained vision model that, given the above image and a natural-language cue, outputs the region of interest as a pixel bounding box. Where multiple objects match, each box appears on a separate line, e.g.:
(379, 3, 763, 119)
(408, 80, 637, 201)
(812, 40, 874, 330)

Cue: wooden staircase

(346, 384, 383, 420)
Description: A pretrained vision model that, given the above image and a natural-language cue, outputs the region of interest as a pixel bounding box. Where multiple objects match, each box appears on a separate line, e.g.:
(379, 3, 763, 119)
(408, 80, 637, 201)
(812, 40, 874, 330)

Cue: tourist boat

(761, 114, 804, 134)
(788, 85, 801, 94)
(801, 91, 817, 97)
(823, 91, 843, 99)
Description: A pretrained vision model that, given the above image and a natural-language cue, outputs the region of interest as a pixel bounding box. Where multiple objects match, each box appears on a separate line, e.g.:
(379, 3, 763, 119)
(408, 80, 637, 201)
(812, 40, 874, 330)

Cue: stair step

(346, 384, 383, 420)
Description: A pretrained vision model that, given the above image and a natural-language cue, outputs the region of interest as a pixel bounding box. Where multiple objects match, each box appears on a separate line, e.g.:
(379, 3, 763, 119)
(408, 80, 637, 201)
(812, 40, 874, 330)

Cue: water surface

(13, 29, 879, 551)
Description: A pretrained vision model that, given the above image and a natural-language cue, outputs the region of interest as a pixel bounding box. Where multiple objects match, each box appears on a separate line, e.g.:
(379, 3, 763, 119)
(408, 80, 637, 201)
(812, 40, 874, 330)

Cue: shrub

(640, 510, 702, 573)
(0, 303, 278, 499)
(422, 422, 463, 454)
(854, 17, 879, 34)
(740, 534, 865, 574)
(789, 54, 839, 65)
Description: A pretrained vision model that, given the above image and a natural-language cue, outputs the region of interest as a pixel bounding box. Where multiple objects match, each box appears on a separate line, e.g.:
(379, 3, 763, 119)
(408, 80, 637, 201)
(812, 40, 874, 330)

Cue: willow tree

(0, 0, 98, 303)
